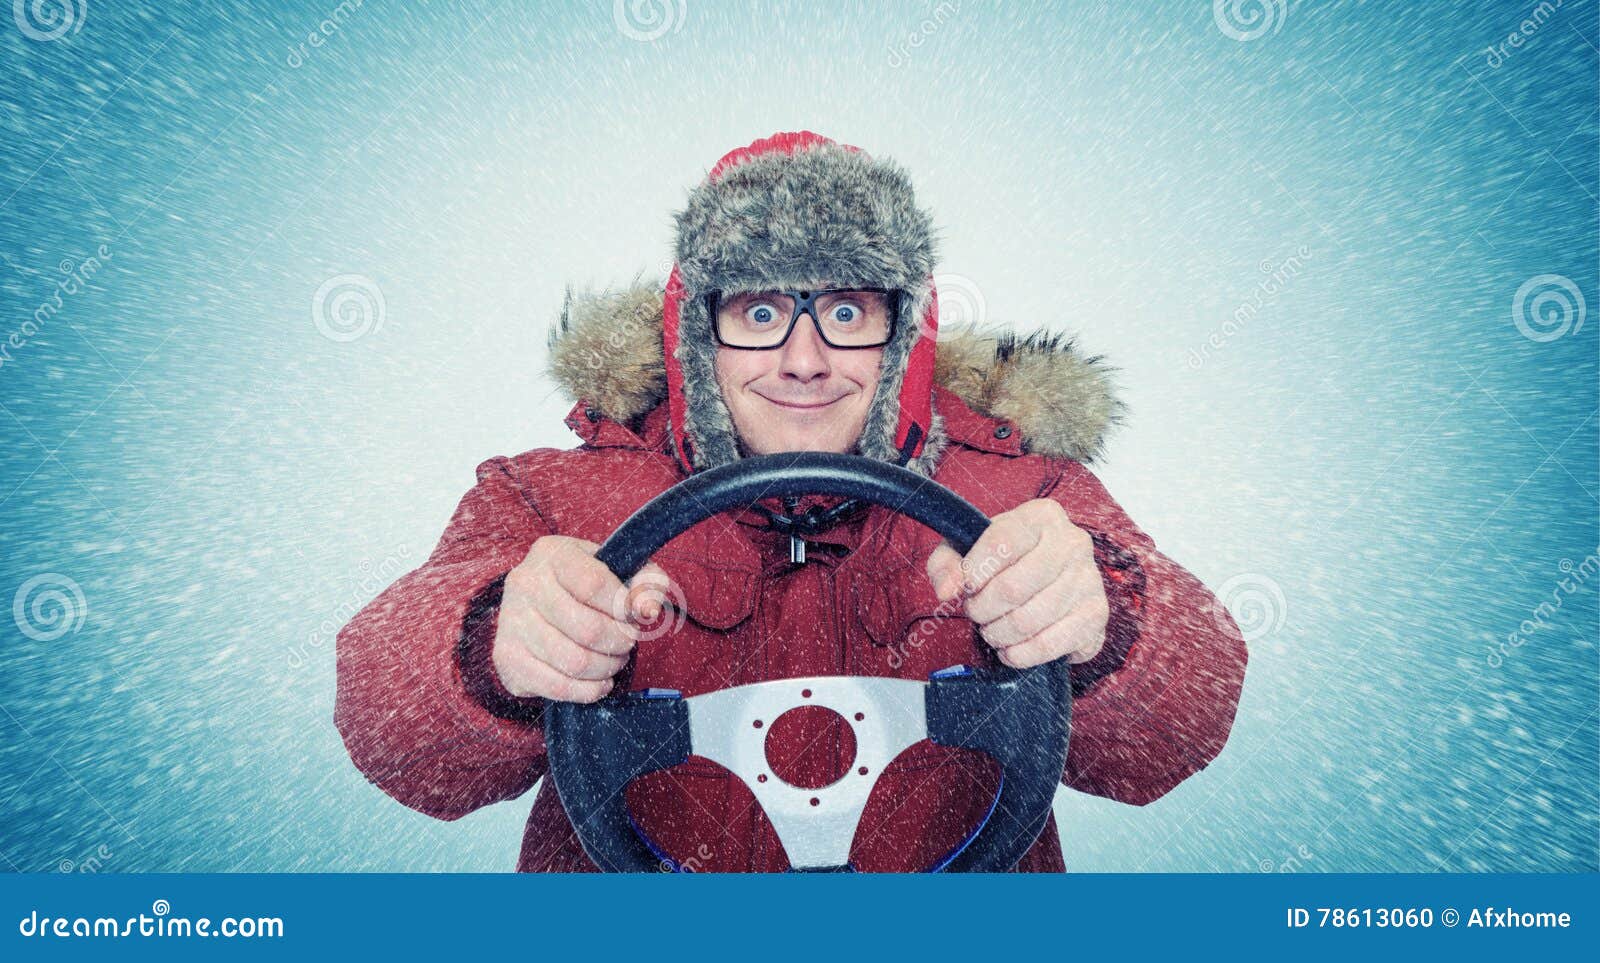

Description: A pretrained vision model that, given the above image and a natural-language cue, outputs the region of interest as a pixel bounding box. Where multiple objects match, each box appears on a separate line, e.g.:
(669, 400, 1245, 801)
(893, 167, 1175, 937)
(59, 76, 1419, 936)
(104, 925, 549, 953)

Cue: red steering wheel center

(763, 705, 857, 789)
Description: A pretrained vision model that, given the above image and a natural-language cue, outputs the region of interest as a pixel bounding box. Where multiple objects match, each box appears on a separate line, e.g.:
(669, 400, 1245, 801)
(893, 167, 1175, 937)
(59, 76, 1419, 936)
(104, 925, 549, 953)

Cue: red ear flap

(663, 264, 695, 472)
(893, 278, 938, 464)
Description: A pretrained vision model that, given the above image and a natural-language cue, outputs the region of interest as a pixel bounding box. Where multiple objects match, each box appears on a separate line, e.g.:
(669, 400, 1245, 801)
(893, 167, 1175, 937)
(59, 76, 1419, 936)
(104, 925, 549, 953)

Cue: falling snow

(0, 1, 1595, 872)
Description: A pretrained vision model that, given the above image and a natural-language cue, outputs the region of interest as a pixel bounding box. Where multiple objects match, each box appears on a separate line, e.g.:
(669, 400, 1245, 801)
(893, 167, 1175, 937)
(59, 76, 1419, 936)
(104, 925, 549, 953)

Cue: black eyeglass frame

(707, 287, 902, 350)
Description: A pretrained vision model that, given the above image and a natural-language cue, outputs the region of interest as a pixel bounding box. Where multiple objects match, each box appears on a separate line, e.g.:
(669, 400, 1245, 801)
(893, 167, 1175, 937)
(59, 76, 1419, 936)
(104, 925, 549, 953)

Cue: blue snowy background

(0, 0, 1595, 873)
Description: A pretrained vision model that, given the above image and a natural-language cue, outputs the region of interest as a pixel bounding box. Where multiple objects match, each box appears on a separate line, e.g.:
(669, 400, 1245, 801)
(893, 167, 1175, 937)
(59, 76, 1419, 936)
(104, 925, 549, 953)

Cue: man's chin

(740, 434, 856, 457)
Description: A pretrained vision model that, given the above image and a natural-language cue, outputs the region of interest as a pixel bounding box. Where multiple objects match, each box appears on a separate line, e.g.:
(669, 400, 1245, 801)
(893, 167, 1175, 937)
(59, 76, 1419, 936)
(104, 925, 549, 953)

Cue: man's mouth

(756, 393, 843, 411)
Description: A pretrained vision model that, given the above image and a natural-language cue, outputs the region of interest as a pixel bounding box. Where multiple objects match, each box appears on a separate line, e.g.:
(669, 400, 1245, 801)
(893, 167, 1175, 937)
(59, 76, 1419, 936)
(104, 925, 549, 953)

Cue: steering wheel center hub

(764, 704, 858, 790)
(687, 675, 929, 870)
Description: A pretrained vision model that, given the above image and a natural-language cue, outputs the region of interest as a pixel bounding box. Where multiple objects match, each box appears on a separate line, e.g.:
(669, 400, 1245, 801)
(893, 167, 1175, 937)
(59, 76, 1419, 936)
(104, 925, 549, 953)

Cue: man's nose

(778, 312, 832, 382)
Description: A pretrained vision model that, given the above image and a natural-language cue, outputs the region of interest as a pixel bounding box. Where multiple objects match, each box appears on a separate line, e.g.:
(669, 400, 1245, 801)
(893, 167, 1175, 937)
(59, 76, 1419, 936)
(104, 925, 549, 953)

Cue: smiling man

(713, 287, 892, 456)
(335, 131, 1249, 872)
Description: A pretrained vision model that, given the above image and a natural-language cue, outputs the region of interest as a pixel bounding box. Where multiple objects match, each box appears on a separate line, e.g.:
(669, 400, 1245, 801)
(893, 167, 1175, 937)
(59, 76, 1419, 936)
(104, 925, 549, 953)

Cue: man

(335, 131, 1248, 872)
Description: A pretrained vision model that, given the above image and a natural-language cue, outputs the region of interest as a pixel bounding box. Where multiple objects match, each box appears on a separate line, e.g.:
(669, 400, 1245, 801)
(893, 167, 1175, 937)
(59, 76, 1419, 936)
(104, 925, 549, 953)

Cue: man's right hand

(491, 535, 675, 703)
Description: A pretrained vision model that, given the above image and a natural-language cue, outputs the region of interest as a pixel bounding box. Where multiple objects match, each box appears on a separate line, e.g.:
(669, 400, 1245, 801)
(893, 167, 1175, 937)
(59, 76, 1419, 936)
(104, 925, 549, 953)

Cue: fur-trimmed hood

(548, 281, 1123, 464)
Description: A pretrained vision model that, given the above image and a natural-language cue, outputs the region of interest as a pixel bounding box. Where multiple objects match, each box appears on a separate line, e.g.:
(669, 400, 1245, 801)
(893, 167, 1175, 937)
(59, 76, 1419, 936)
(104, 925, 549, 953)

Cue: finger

(999, 604, 1107, 670)
(550, 543, 633, 622)
(965, 547, 1071, 626)
(524, 610, 630, 680)
(517, 535, 597, 573)
(625, 562, 677, 623)
(925, 542, 966, 602)
(534, 576, 637, 655)
(501, 645, 615, 703)
(959, 514, 1044, 596)
(978, 570, 1084, 648)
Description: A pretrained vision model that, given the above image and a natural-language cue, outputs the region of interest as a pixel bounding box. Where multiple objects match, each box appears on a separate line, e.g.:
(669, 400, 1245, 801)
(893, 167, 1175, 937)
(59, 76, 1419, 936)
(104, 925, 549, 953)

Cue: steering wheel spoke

(688, 675, 927, 871)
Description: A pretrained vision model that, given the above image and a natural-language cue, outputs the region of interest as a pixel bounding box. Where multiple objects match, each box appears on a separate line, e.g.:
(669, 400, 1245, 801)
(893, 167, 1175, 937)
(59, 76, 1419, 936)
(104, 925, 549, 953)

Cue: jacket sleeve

(335, 455, 552, 820)
(1041, 457, 1249, 806)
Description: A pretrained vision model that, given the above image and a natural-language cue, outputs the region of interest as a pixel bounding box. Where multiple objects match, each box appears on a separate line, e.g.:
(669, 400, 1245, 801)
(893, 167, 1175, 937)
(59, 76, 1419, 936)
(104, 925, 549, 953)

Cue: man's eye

(829, 303, 860, 324)
(746, 304, 779, 325)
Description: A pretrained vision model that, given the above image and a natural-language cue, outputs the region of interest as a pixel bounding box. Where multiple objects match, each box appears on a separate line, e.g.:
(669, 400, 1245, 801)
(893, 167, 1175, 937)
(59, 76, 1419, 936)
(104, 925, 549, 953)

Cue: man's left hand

(925, 499, 1109, 669)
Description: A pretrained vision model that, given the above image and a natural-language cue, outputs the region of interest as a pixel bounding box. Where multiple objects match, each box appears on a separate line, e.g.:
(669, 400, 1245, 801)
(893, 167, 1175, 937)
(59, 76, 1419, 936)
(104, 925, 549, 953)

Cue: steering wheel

(544, 452, 1072, 872)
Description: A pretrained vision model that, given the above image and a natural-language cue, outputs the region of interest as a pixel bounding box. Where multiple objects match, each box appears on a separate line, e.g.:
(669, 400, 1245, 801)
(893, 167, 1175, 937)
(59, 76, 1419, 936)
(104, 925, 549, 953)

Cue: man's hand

(925, 499, 1108, 669)
(492, 535, 676, 703)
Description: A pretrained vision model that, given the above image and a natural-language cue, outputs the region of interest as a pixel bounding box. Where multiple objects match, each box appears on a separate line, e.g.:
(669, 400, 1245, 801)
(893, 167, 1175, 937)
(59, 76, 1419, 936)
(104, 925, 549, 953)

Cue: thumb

(625, 562, 677, 623)
(926, 541, 965, 603)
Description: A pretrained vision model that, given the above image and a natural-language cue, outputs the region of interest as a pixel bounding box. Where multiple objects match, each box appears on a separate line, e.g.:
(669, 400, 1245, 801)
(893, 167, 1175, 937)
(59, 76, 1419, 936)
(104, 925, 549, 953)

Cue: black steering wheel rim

(592, 451, 991, 579)
(545, 452, 1072, 873)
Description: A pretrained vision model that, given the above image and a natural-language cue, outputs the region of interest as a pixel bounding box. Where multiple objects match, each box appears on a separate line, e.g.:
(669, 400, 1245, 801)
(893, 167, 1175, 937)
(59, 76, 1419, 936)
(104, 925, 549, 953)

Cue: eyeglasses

(708, 288, 900, 349)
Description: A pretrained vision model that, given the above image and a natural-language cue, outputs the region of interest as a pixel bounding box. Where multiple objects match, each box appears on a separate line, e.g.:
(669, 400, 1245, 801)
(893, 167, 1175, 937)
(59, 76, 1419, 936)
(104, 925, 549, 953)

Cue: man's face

(713, 294, 884, 456)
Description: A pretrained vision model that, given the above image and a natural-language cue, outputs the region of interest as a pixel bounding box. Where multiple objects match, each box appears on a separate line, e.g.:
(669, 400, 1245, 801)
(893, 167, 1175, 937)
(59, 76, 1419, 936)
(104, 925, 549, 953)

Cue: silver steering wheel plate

(685, 675, 928, 870)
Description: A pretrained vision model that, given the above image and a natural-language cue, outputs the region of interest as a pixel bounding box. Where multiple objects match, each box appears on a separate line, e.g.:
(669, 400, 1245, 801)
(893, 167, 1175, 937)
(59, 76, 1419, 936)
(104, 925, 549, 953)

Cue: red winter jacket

(335, 365, 1249, 871)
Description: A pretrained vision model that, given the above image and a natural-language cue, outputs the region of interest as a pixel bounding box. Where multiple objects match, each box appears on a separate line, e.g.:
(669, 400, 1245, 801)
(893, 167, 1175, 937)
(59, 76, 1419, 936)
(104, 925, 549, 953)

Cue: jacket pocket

(653, 556, 759, 631)
(850, 564, 982, 679)
(632, 555, 759, 696)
